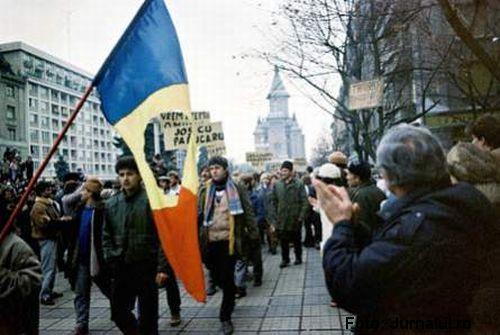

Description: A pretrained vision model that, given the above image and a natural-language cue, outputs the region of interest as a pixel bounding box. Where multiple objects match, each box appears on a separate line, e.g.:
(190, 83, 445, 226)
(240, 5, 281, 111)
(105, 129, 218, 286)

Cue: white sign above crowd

(158, 111, 225, 151)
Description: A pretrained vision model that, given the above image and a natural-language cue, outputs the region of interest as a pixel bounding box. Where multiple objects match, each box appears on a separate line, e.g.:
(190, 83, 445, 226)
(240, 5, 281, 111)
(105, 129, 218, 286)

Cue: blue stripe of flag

(93, 0, 188, 125)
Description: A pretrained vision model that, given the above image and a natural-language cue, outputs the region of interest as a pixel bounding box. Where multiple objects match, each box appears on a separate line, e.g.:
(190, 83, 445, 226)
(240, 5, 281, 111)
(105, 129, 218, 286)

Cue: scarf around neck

(203, 177, 243, 227)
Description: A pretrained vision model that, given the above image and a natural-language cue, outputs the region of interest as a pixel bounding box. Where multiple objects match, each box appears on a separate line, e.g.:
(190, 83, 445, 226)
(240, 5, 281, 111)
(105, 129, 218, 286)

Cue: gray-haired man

(316, 124, 500, 334)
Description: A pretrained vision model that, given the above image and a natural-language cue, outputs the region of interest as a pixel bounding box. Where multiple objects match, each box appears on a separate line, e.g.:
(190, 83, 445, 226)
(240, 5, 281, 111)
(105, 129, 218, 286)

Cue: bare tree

(310, 132, 334, 167)
(262, 0, 447, 160)
(437, 0, 500, 82)
(261, 0, 499, 159)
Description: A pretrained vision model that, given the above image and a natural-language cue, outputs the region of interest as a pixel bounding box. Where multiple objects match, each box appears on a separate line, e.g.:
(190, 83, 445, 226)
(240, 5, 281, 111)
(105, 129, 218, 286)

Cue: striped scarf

(203, 178, 243, 227)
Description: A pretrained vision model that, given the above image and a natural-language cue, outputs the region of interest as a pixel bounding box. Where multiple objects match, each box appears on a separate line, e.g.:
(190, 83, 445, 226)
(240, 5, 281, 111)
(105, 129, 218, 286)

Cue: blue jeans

(39, 239, 57, 300)
(234, 259, 247, 289)
(74, 263, 91, 329)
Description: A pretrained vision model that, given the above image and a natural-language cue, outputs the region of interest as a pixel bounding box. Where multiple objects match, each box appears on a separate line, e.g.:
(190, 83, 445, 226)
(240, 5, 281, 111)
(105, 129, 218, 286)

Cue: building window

(30, 130, 39, 142)
(40, 86, 49, 99)
(42, 146, 49, 155)
(7, 128, 16, 141)
(30, 145, 40, 157)
(40, 101, 49, 114)
(52, 119, 59, 131)
(6, 106, 15, 120)
(29, 113, 38, 126)
(51, 104, 59, 115)
(29, 98, 38, 111)
(29, 83, 38, 96)
(51, 90, 59, 101)
(41, 131, 50, 144)
(41, 117, 49, 128)
(6, 85, 14, 98)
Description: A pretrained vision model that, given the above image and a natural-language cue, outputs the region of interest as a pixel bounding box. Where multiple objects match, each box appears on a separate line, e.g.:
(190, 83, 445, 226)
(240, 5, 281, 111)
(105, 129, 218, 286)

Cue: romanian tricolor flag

(93, 0, 206, 302)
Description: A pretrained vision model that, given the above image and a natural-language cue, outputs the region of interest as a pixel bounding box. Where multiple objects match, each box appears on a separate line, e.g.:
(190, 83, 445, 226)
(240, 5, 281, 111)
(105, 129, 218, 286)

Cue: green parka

(268, 178, 308, 232)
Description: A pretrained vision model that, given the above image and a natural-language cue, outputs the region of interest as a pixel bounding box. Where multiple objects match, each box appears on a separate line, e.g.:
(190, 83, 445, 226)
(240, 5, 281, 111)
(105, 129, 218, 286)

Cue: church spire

(267, 66, 290, 118)
(267, 66, 289, 100)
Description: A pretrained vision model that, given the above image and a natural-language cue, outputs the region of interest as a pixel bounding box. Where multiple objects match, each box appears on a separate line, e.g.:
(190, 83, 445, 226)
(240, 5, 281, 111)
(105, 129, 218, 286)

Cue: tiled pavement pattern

(40, 248, 355, 334)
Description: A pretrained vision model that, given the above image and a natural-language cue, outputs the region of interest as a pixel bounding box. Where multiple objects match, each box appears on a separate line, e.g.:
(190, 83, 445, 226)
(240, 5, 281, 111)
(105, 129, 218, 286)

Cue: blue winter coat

(250, 188, 266, 226)
(323, 182, 500, 334)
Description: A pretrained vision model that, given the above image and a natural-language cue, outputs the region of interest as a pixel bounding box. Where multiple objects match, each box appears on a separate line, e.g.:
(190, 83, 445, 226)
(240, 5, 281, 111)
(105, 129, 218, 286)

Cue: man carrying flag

(93, 0, 205, 319)
(0, 2, 205, 332)
(102, 156, 168, 334)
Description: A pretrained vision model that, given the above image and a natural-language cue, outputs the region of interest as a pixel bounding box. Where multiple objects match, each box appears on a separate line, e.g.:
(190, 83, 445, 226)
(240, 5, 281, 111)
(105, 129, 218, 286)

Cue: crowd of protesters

(1, 114, 500, 334)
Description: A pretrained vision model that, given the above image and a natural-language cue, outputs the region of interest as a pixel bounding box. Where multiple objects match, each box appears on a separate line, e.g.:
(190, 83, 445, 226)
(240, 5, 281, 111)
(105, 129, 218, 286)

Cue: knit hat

(280, 160, 293, 171)
(317, 163, 342, 180)
(328, 151, 347, 167)
(347, 161, 372, 181)
(84, 177, 103, 194)
(208, 156, 228, 170)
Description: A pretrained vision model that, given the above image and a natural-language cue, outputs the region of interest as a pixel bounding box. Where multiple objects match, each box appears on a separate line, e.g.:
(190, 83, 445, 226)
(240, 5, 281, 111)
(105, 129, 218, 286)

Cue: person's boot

(73, 325, 89, 335)
(294, 259, 302, 265)
(169, 313, 181, 327)
(279, 260, 290, 268)
(235, 287, 247, 299)
(221, 320, 234, 335)
(40, 297, 55, 306)
(207, 284, 218, 296)
(253, 278, 262, 287)
(120, 326, 140, 335)
(50, 291, 63, 299)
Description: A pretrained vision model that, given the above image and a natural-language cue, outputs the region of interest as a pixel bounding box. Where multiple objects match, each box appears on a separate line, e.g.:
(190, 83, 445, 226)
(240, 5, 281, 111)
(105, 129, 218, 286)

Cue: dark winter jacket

(268, 178, 308, 232)
(65, 203, 107, 288)
(0, 233, 41, 335)
(103, 188, 162, 270)
(323, 182, 500, 334)
(348, 180, 386, 247)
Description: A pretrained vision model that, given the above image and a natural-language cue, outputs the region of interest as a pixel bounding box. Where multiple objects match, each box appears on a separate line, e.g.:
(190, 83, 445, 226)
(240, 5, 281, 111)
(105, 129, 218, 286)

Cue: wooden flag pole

(0, 85, 95, 244)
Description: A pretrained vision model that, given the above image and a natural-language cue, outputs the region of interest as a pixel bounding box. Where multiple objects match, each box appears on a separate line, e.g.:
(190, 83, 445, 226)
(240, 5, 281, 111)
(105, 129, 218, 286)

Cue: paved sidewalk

(40, 248, 354, 334)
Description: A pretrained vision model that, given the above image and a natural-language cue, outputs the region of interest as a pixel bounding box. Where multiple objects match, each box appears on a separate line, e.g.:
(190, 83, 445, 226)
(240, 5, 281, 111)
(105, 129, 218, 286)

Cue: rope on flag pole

(0, 85, 95, 244)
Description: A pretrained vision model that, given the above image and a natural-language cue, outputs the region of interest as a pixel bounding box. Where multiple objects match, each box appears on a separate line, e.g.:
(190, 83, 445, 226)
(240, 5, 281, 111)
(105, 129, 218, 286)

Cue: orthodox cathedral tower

(253, 67, 305, 160)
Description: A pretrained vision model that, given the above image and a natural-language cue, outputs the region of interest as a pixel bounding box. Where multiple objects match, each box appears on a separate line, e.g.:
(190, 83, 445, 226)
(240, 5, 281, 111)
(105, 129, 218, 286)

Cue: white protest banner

(265, 161, 282, 172)
(246, 152, 273, 167)
(348, 78, 383, 110)
(293, 158, 308, 172)
(207, 143, 226, 158)
(159, 111, 224, 150)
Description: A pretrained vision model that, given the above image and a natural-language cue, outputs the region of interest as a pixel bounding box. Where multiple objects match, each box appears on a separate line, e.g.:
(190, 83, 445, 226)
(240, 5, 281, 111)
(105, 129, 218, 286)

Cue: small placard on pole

(348, 78, 383, 110)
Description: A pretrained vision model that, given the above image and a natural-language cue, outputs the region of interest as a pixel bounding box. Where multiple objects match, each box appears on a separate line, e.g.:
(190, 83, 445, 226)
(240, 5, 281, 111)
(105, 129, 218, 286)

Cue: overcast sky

(0, 0, 333, 163)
